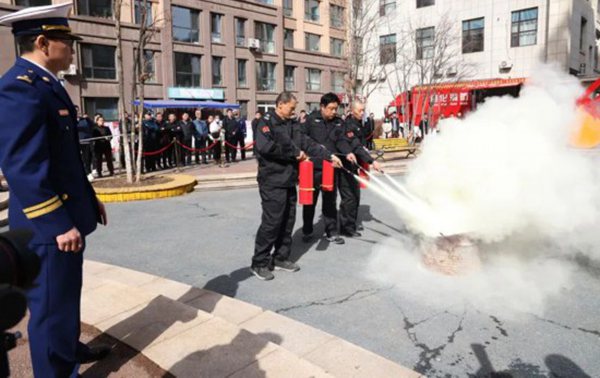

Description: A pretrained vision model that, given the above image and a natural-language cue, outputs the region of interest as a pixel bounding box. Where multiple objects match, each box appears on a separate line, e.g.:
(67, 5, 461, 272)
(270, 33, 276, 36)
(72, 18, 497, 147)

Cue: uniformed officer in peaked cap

(0, 3, 110, 376)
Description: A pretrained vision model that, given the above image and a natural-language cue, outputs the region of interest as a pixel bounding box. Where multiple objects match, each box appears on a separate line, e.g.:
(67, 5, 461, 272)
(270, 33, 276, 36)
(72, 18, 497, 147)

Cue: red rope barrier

(224, 141, 256, 150)
(142, 141, 174, 156)
(176, 140, 219, 153)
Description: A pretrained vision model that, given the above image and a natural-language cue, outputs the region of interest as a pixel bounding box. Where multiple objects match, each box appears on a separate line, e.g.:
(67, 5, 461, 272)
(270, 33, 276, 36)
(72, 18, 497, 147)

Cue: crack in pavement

(397, 306, 467, 375)
(533, 315, 600, 339)
(274, 286, 393, 314)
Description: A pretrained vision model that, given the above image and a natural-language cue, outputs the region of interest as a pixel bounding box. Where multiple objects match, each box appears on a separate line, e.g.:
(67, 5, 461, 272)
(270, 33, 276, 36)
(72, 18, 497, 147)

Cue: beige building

(0, 0, 348, 120)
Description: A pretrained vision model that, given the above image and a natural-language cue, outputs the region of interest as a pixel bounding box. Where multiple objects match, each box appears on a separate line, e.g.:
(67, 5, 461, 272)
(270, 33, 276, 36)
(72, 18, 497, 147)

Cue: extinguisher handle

(578, 77, 600, 105)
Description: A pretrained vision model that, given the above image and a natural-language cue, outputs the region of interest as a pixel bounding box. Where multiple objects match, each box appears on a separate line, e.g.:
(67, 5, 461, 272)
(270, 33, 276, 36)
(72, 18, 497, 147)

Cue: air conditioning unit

(59, 64, 78, 77)
(499, 60, 513, 70)
(446, 66, 457, 76)
(247, 38, 261, 50)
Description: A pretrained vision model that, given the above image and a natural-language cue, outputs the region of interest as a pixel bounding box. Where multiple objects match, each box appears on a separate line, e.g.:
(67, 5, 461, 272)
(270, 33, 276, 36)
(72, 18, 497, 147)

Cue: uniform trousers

(338, 168, 361, 234)
(27, 243, 83, 378)
(253, 185, 297, 268)
(302, 171, 338, 236)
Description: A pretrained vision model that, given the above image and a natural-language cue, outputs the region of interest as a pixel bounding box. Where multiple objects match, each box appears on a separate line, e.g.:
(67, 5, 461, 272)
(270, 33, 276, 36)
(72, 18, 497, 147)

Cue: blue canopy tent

(132, 99, 240, 109)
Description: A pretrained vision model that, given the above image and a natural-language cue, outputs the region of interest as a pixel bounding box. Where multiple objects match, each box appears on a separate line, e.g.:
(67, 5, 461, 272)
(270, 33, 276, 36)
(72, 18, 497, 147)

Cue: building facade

(365, 0, 600, 118)
(0, 0, 348, 120)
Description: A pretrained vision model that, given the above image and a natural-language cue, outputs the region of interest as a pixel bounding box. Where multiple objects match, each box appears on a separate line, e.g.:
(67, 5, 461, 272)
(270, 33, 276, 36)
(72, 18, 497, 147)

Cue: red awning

(413, 78, 526, 92)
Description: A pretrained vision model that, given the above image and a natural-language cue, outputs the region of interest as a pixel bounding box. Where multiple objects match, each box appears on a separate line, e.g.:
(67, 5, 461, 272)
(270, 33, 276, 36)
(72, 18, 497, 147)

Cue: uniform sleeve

(0, 80, 74, 236)
(256, 119, 298, 161)
(343, 121, 373, 163)
(300, 132, 330, 161)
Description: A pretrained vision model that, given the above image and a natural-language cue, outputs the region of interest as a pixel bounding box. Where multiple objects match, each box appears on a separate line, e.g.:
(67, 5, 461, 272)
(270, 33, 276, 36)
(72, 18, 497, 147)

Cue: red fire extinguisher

(298, 160, 314, 205)
(359, 161, 370, 189)
(321, 160, 334, 192)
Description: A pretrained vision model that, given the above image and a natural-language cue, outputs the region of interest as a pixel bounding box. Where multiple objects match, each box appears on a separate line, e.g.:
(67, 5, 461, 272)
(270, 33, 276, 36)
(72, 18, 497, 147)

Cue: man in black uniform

(339, 100, 382, 237)
(252, 92, 342, 281)
(223, 108, 238, 163)
(301, 93, 351, 244)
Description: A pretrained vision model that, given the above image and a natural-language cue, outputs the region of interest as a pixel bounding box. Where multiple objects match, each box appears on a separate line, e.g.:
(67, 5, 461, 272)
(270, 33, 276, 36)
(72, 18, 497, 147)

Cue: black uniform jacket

(344, 116, 374, 169)
(302, 111, 352, 171)
(255, 111, 331, 188)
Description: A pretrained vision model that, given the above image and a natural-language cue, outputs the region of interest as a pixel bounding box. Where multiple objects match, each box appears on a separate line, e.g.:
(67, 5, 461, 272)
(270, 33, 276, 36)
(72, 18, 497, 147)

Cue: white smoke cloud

(367, 65, 600, 316)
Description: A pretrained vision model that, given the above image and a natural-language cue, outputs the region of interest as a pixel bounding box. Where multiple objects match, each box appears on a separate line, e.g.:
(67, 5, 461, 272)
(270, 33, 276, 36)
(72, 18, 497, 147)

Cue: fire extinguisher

(358, 161, 370, 189)
(298, 160, 314, 205)
(321, 160, 334, 192)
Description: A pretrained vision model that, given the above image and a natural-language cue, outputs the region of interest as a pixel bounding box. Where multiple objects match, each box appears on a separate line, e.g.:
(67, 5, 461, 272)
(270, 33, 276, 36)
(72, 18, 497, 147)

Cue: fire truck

(385, 78, 526, 126)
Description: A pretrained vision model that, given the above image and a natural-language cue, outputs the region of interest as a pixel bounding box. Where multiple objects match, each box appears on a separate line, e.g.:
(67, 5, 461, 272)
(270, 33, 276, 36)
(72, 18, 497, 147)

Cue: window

(306, 102, 320, 113)
(239, 101, 248, 118)
(330, 5, 344, 28)
(235, 18, 246, 46)
(212, 57, 223, 86)
(305, 0, 320, 22)
(416, 27, 434, 59)
(332, 71, 344, 92)
(379, 0, 395, 16)
(82, 44, 116, 79)
(258, 102, 276, 114)
(416, 0, 434, 8)
(172, 6, 199, 43)
(134, 0, 153, 26)
(140, 49, 156, 82)
(284, 29, 294, 49)
(84, 98, 118, 121)
(511, 8, 538, 47)
(305, 33, 321, 52)
(174, 52, 201, 87)
(255, 22, 276, 54)
(379, 34, 396, 64)
(285, 65, 295, 91)
(580, 17, 588, 51)
(237, 59, 247, 87)
(211, 13, 223, 43)
(257, 0, 274, 4)
(305, 68, 321, 91)
(256, 62, 276, 91)
(77, 0, 112, 18)
(283, 0, 293, 17)
(331, 38, 344, 57)
(462, 18, 484, 53)
(15, 0, 51, 6)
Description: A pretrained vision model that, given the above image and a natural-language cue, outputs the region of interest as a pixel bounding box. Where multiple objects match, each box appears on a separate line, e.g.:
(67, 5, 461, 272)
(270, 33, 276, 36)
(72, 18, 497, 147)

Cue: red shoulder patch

(346, 131, 355, 138)
(262, 126, 271, 133)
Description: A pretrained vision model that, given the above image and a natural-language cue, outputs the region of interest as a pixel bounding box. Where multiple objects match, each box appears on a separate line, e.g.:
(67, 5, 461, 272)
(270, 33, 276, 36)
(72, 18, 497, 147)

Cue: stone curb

(94, 174, 197, 203)
(82, 260, 423, 378)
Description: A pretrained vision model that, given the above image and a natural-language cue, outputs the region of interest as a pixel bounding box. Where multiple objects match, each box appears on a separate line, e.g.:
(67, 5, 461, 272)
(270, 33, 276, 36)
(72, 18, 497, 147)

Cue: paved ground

(71, 181, 600, 378)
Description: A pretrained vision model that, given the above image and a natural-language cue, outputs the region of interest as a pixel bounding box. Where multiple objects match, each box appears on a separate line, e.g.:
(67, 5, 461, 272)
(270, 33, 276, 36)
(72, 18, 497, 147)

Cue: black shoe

(325, 234, 345, 244)
(76, 345, 111, 364)
(273, 259, 300, 272)
(302, 233, 313, 243)
(357, 225, 364, 231)
(342, 231, 362, 238)
(250, 266, 274, 281)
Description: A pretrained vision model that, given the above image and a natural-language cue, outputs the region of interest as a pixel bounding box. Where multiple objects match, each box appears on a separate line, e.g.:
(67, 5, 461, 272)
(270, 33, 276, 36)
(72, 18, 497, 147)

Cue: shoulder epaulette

(16, 74, 33, 84)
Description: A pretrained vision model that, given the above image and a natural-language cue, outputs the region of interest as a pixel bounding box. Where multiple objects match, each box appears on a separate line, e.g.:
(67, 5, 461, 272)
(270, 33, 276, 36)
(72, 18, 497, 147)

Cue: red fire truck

(385, 78, 526, 126)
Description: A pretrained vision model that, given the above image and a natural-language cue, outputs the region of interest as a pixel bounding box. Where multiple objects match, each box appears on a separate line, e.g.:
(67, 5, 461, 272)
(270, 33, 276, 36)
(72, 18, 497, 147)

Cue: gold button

(61, 194, 69, 200)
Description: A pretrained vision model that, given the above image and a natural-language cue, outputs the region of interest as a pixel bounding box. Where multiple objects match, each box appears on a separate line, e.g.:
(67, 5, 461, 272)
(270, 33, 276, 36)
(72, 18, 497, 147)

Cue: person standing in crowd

(208, 114, 223, 165)
(193, 109, 209, 164)
(301, 93, 351, 245)
(298, 109, 307, 124)
(339, 100, 383, 237)
(93, 116, 114, 177)
(156, 112, 170, 169)
(180, 111, 195, 166)
(234, 111, 248, 161)
(419, 113, 429, 137)
(166, 113, 184, 167)
(0, 4, 110, 376)
(251, 91, 342, 281)
(390, 112, 400, 138)
(142, 112, 159, 172)
(223, 108, 238, 163)
(76, 106, 94, 179)
(364, 112, 375, 150)
(251, 110, 262, 156)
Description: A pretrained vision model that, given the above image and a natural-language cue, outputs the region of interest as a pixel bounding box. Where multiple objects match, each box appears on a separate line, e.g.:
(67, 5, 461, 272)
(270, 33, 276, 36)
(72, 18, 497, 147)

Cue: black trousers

(226, 137, 237, 162)
(212, 141, 222, 162)
(94, 146, 114, 176)
(235, 134, 246, 160)
(253, 185, 297, 268)
(143, 137, 157, 172)
(80, 143, 93, 174)
(182, 138, 193, 165)
(160, 138, 173, 168)
(194, 136, 208, 163)
(338, 168, 361, 234)
(302, 171, 338, 236)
